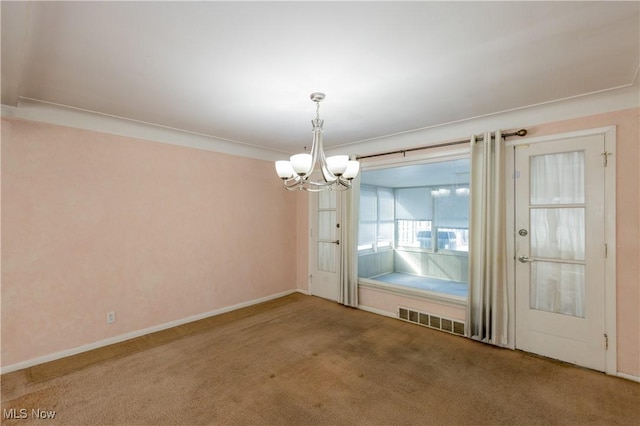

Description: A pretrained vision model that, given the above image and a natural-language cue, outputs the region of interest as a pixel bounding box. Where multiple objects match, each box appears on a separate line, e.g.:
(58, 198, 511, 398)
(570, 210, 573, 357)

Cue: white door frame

(505, 126, 617, 375)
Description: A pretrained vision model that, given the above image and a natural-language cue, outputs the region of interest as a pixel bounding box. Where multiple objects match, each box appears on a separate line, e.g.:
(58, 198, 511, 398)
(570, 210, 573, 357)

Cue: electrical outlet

(106, 311, 116, 324)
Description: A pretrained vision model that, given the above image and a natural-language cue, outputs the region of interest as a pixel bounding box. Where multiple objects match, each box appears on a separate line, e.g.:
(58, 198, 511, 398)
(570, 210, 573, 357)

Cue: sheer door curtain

(529, 151, 586, 317)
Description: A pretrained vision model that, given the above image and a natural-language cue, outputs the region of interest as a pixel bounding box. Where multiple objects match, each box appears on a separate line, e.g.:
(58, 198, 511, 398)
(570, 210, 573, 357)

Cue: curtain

(340, 172, 360, 307)
(529, 151, 586, 318)
(467, 131, 509, 346)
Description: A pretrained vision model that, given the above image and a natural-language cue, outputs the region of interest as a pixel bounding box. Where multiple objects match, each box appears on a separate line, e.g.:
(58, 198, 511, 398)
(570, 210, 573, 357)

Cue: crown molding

(3, 84, 638, 161)
(1, 98, 286, 161)
(326, 84, 640, 157)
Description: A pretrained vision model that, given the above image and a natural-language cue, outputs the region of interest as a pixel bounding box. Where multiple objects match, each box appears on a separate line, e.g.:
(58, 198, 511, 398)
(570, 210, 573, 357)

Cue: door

(514, 134, 607, 371)
(309, 189, 341, 301)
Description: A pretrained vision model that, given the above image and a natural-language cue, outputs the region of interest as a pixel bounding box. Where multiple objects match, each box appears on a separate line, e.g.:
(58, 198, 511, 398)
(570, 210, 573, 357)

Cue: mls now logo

(3, 408, 56, 419)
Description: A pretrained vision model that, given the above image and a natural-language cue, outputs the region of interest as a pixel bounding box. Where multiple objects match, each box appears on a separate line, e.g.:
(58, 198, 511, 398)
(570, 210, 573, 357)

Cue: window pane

(318, 211, 336, 240)
(318, 190, 336, 209)
(530, 262, 585, 318)
(396, 188, 431, 220)
(358, 186, 377, 248)
(530, 151, 584, 205)
(378, 221, 394, 245)
(434, 187, 469, 228)
(436, 228, 464, 251)
(359, 187, 377, 221)
(318, 242, 337, 273)
(358, 223, 376, 248)
(378, 189, 394, 246)
(396, 220, 430, 248)
(531, 208, 585, 261)
(378, 188, 394, 220)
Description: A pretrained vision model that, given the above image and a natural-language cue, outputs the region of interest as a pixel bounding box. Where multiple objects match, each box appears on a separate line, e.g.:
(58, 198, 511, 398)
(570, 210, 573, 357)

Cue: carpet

(2, 293, 638, 425)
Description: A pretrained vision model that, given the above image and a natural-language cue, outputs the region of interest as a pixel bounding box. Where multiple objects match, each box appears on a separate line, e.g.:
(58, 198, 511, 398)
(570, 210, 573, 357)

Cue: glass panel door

(514, 133, 607, 372)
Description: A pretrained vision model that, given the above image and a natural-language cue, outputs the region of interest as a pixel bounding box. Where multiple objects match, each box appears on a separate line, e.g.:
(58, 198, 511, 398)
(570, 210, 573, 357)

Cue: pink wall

(295, 191, 309, 292)
(1, 118, 299, 367)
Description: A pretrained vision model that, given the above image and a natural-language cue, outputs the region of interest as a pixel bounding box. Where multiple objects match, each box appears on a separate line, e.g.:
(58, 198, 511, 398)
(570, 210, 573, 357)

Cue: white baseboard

(1, 289, 297, 375)
(617, 372, 640, 383)
(295, 288, 310, 296)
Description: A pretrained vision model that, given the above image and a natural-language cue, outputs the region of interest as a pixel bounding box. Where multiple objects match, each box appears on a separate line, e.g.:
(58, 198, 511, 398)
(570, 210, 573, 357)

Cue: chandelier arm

(282, 175, 351, 192)
(304, 179, 333, 188)
(283, 175, 303, 190)
(283, 175, 300, 185)
(302, 182, 350, 192)
(336, 178, 352, 189)
(308, 122, 322, 179)
(314, 121, 339, 184)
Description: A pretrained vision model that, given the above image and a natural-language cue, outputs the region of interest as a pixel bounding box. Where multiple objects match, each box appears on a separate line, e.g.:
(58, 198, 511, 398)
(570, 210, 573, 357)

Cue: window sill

(394, 247, 468, 256)
(358, 278, 467, 308)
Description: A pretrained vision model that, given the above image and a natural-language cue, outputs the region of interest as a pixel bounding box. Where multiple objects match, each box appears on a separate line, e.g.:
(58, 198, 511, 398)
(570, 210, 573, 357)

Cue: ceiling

(2, 2, 639, 155)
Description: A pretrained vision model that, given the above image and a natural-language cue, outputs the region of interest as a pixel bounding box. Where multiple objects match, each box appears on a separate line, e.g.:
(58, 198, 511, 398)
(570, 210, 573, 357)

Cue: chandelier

(275, 92, 360, 191)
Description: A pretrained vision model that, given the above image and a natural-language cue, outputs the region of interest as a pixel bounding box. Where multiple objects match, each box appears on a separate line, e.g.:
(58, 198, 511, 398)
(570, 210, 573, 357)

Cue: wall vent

(397, 307, 466, 337)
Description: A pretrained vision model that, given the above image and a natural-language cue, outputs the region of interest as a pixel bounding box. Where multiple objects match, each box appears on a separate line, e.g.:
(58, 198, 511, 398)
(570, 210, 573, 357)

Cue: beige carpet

(2, 293, 639, 425)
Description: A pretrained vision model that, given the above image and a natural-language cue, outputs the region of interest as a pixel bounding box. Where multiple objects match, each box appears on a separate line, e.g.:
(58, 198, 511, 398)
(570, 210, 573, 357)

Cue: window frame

(357, 149, 471, 303)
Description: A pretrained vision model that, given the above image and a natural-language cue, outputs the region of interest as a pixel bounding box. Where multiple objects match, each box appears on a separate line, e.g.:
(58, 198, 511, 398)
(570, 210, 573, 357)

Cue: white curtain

(340, 172, 360, 307)
(467, 131, 509, 346)
(529, 151, 586, 318)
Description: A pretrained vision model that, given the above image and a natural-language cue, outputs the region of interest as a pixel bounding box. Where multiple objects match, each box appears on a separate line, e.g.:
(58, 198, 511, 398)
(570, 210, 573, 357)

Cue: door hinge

(604, 243, 608, 258)
(604, 333, 609, 350)
(602, 151, 612, 167)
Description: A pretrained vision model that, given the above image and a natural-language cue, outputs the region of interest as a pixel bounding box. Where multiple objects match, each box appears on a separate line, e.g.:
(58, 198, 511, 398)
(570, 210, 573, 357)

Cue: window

(358, 186, 394, 251)
(357, 159, 470, 298)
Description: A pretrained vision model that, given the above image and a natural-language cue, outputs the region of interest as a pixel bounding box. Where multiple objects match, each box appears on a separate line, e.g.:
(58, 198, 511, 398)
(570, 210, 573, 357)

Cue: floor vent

(398, 307, 466, 337)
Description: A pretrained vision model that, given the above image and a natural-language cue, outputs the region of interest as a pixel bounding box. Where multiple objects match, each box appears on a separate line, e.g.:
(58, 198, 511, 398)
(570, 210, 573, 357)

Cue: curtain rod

(355, 129, 528, 160)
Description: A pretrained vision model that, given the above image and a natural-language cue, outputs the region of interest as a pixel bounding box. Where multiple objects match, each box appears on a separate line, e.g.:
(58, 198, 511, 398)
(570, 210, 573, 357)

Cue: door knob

(518, 255, 535, 263)
(332, 240, 340, 245)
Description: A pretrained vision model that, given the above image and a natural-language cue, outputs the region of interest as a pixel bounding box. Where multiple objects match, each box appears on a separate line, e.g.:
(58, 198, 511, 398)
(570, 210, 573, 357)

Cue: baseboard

(1, 289, 297, 375)
(295, 288, 310, 296)
(357, 304, 396, 319)
(616, 372, 640, 383)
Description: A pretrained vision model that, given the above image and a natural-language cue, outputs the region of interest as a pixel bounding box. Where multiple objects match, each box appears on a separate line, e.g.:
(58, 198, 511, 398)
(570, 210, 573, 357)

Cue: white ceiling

(2, 1, 639, 155)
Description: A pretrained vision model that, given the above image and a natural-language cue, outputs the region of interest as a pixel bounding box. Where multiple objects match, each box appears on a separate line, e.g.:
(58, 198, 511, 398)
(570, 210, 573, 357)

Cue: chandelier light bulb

(343, 160, 360, 179)
(275, 161, 294, 179)
(290, 153, 313, 176)
(326, 155, 349, 176)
